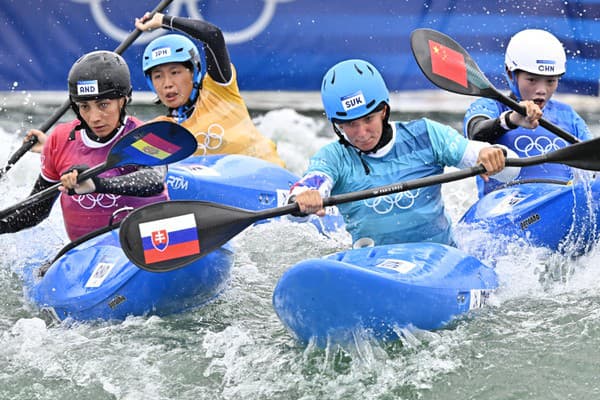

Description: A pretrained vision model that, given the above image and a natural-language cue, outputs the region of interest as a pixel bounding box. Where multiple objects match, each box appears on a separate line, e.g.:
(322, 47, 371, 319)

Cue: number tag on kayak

(469, 289, 492, 309)
(489, 193, 528, 216)
(376, 259, 417, 274)
(86, 262, 116, 288)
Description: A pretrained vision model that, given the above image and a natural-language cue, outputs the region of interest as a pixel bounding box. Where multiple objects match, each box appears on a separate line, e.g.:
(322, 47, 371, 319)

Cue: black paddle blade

(410, 28, 496, 98)
(552, 136, 600, 170)
(119, 200, 260, 272)
(106, 121, 197, 169)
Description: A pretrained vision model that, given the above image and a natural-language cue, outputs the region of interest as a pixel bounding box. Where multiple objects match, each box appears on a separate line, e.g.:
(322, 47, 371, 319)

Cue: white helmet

(505, 29, 566, 76)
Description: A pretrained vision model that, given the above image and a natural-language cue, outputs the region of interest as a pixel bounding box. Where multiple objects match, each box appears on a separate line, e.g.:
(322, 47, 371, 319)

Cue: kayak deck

(24, 229, 234, 321)
(273, 242, 497, 346)
(460, 178, 600, 255)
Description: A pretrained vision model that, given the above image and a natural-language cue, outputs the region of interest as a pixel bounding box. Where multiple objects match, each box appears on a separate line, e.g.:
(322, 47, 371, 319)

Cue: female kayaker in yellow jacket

(134, 12, 285, 167)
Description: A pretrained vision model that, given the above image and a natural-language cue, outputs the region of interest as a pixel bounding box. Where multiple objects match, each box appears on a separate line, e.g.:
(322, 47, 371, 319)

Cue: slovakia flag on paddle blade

(138, 213, 200, 264)
(428, 39, 468, 88)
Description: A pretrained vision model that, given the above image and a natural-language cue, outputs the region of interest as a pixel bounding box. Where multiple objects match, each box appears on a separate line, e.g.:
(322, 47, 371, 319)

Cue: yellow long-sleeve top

(154, 65, 285, 167)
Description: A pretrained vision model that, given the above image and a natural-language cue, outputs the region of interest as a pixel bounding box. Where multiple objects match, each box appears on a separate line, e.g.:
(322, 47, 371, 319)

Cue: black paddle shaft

(119, 169, 486, 272)
(266, 136, 600, 213)
(327, 136, 600, 208)
(0, 158, 114, 220)
(0, 0, 174, 179)
(409, 28, 580, 144)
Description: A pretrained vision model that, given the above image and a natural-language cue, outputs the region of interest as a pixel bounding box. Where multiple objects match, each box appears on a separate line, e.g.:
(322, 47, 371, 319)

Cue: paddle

(409, 28, 580, 145)
(0, 121, 195, 220)
(119, 135, 600, 272)
(0, 0, 174, 180)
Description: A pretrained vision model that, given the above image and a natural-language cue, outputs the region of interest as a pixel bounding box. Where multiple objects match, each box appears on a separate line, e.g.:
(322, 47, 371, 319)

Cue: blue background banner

(1, 0, 599, 95)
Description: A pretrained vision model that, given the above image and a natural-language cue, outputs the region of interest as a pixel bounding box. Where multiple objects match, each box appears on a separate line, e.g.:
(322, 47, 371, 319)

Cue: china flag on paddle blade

(428, 40, 468, 88)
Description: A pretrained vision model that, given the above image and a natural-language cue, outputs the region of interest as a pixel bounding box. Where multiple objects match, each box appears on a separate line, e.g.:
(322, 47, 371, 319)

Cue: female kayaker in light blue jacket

(289, 59, 517, 247)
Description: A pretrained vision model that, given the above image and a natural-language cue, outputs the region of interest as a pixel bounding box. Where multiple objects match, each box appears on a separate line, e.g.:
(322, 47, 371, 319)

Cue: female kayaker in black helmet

(3, 51, 168, 240)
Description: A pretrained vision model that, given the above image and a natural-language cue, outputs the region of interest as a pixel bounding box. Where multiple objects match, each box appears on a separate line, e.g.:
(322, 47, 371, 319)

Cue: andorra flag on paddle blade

(138, 213, 200, 264)
(428, 40, 468, 88)
(131, 132, 182, 160)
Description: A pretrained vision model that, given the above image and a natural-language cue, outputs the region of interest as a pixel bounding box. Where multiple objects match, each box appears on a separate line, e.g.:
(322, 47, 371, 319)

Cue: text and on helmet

(77, 80, 99, 96)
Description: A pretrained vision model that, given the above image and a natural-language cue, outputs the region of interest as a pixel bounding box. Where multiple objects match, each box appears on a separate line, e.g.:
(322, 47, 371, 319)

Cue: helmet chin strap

(169, 78, 202, 123)
(332, 124, 351, 147)
(505, 69, 522, 102)
(170, 99, 196, 124)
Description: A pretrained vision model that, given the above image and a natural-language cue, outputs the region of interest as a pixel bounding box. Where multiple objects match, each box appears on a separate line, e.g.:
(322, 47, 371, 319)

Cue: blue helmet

(142, 34, 202, 94)
(321, 59, 390, 122)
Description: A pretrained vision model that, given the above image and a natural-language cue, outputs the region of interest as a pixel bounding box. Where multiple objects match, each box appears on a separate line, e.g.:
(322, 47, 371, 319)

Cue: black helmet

(68, 50, 132, 103)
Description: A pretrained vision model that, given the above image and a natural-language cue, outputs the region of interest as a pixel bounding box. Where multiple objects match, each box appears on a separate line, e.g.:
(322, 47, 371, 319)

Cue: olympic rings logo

(72, 0, 295, 44)
(71, 193, 121, 210)
(194, 124, 224, 155)
(514, 135, 567, 157)
(364, 190, 420, 214)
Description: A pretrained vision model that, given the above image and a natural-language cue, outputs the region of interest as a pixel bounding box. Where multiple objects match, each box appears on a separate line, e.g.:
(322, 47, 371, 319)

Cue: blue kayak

(23, 232, 234, 321)
(167, 154, 345, 234)
(273, 242, 497, 346)
(459, 177, 600, 255)
(24, 155, 344, 322)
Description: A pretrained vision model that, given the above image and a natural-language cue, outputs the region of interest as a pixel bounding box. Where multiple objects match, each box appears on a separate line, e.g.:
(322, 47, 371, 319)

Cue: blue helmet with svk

(321, 59, 390, 123)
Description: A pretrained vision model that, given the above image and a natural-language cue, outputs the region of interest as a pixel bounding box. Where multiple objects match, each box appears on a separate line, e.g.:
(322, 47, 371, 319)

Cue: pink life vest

(41, 117, 169, 240)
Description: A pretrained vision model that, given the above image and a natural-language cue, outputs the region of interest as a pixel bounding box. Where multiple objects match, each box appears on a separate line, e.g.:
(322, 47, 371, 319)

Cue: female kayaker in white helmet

(464, 29, 591, 197)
